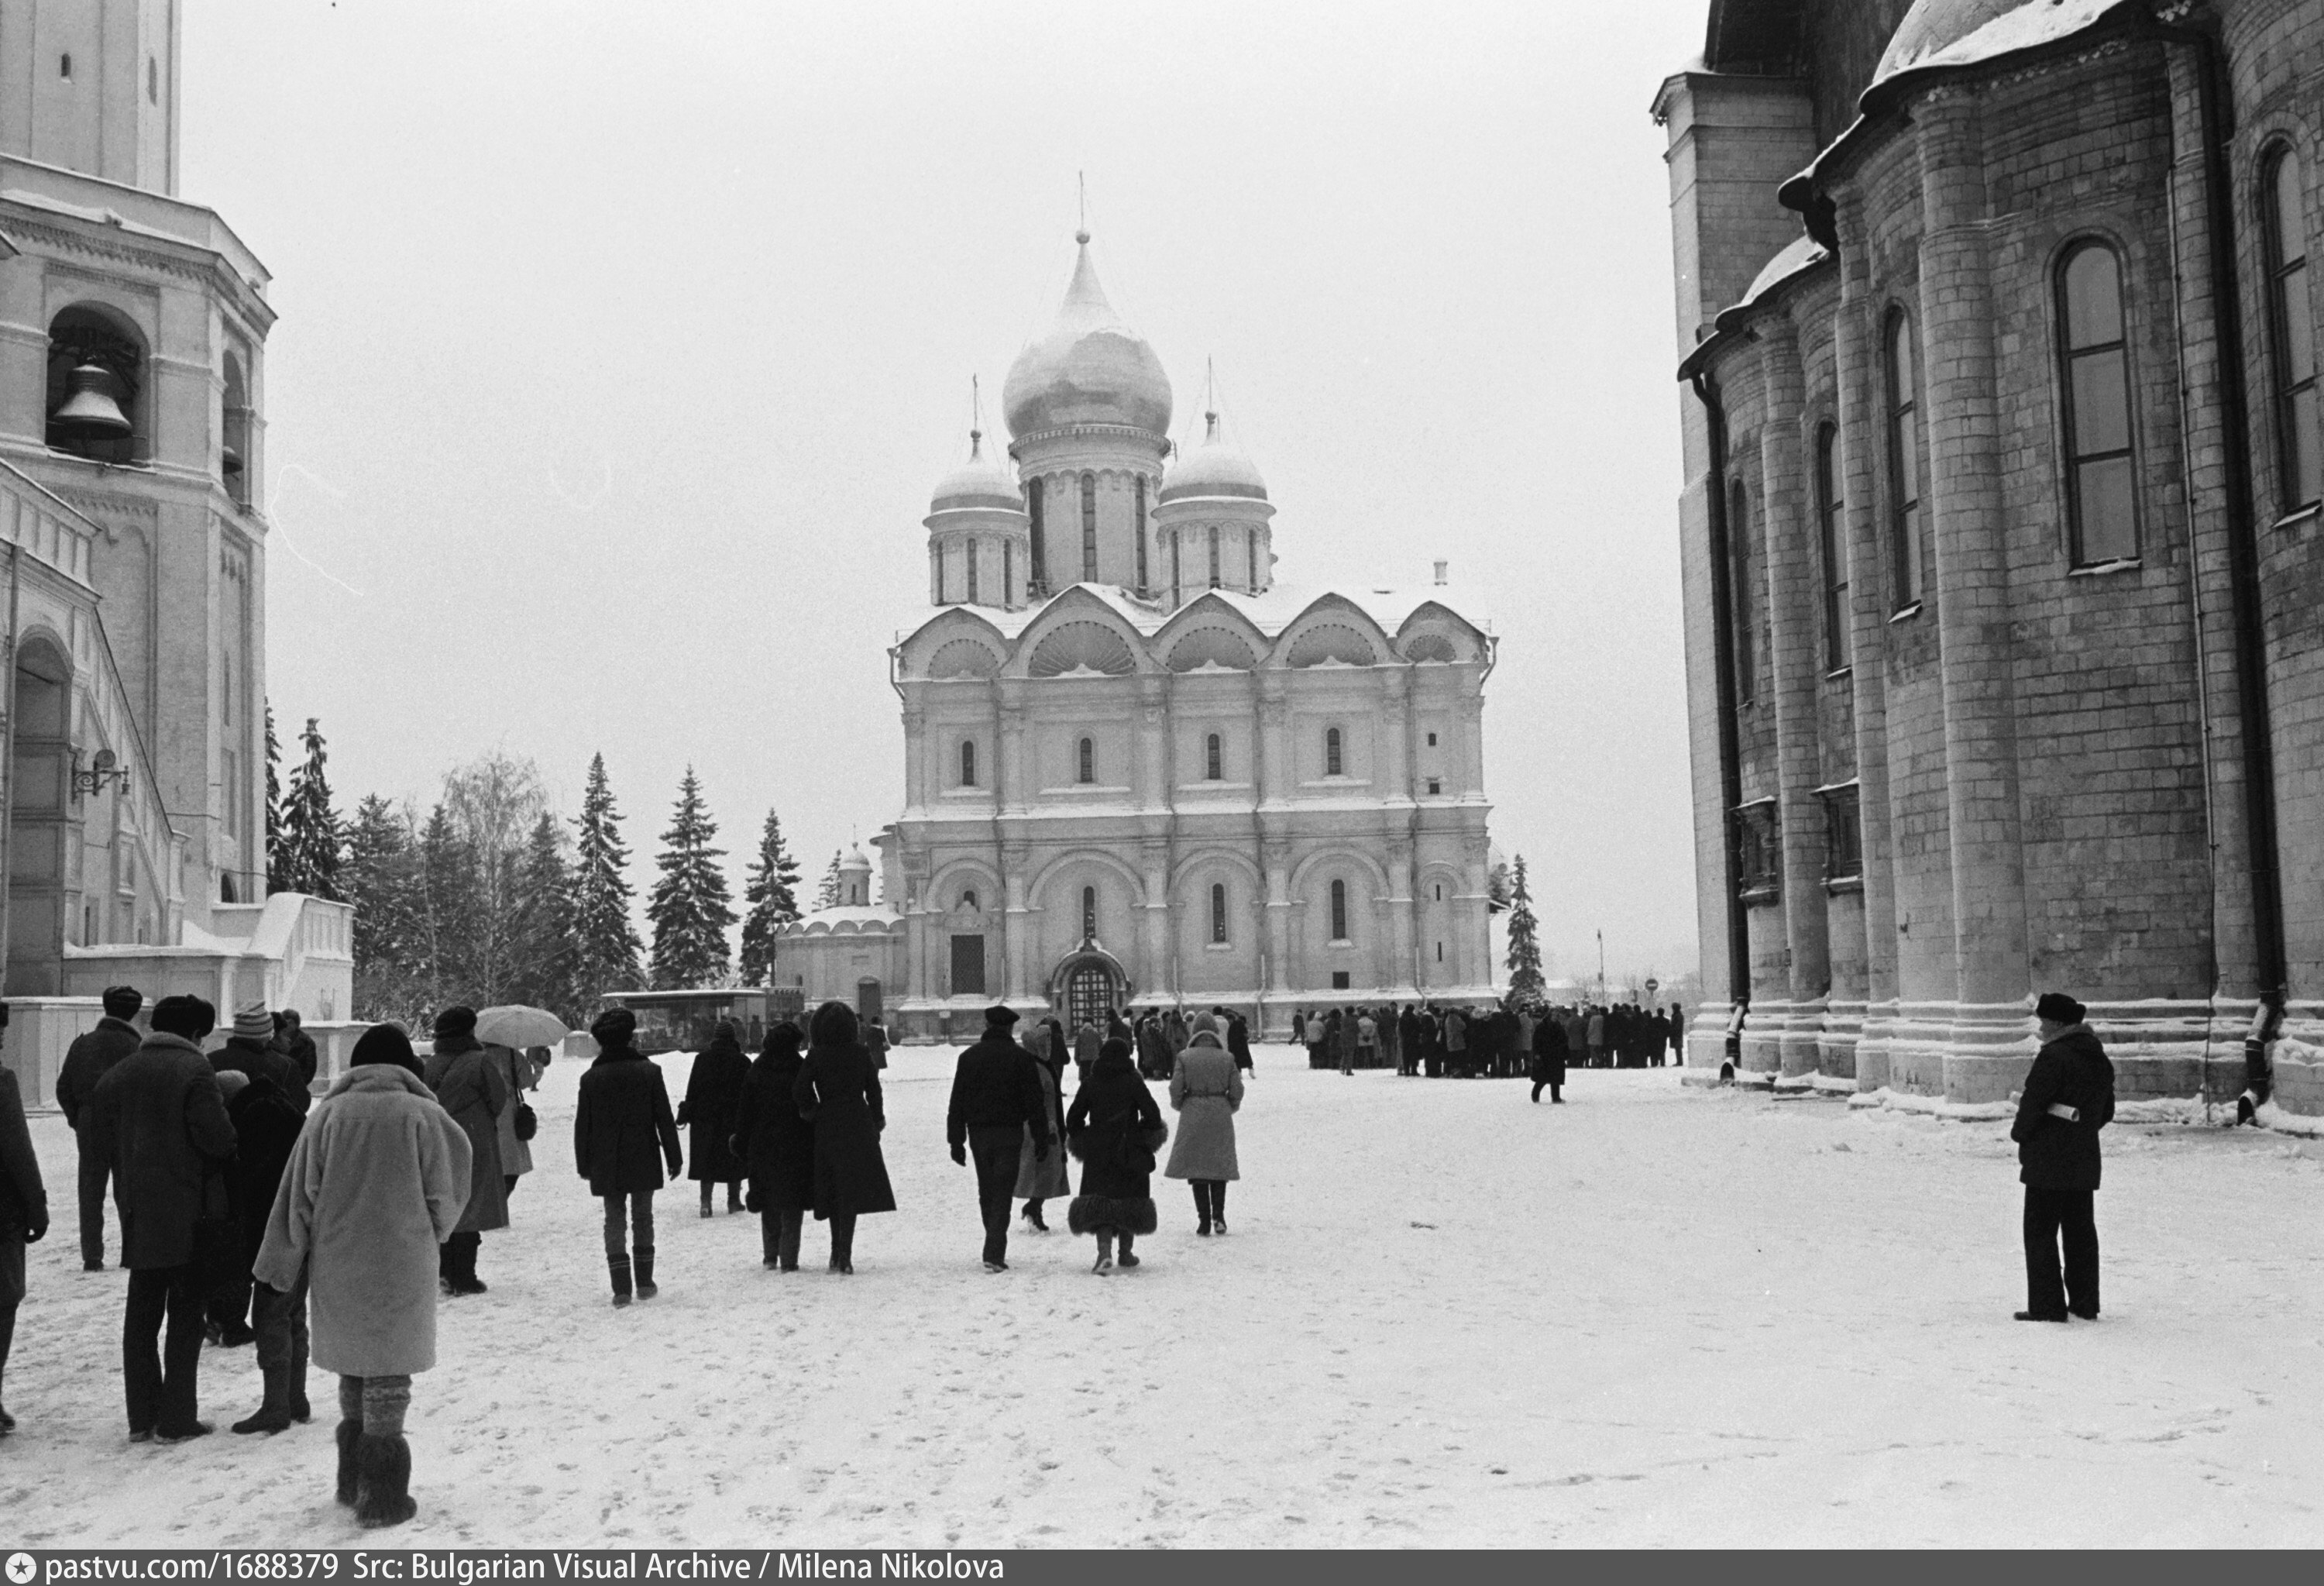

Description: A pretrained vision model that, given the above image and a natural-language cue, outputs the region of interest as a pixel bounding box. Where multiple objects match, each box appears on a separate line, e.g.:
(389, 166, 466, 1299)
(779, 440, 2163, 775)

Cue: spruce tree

(279, 717, 342, 900)
(647, 765, 737, 989)
(737, 808, 803, 987)
(508, 810, 578, 1020)
(343, 793, 427, 1021)
(815, 850, 843, 910)
(1504, 854, 1547, 1006)
(264, 704, 287, 894)
(570, 752, 645, 1007)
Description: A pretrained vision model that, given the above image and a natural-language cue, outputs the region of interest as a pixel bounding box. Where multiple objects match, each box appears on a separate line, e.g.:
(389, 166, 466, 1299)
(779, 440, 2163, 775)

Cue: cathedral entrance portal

(1050, 941, 1128, 1032)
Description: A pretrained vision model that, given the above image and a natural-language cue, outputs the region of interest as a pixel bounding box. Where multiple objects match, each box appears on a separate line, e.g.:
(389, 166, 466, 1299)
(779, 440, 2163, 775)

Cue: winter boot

(232, 1361, 293, 1435)
(777, 1210, 803, 1272)
(727, 1183, 744, 1214)
(353, 1433, 418, 1529)
(699, 1185, 714, 1219)
(1116, 1233, 1140, 1270)
(1093, 1233, 1115, 1275)
(609, 1254, 634, 1309)
(335, 1419, 363, 1507)
(634, 1247, 658, 1300)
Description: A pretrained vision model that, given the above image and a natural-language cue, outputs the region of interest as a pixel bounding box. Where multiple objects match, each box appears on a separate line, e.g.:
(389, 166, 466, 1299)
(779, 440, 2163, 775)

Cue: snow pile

(1847, 1085, 2014, 1121)
(4, 1058, 2322, 1545)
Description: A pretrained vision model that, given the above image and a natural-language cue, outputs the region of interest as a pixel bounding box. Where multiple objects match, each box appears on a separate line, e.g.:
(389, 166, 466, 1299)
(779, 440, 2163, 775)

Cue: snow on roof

(1740, 233, 1831, 309)
(778, 904, 902, 937)
(1872, 0, 2125, 92)
(898, 577, 1491, 651)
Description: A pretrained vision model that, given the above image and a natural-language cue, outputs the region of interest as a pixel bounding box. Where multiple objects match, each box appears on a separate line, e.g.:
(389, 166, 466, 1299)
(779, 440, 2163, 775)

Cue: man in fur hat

(2010, 993, 2116, 1322)
(945, 1006, 1050, 1273)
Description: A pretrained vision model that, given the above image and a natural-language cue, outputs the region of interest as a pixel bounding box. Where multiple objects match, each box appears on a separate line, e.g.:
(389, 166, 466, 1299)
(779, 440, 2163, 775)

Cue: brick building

(1655, 0, 2324, 1117)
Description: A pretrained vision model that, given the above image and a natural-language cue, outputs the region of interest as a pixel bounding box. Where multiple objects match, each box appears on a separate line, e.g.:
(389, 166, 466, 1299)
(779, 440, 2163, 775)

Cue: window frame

(1081, 885, 1097, 940)
(1135, 476, 1150, 593)
(1077, 736, 1094, 785)
(1210, 882, 1228, 944)
(1815, 421, 1849, 670)
(1026, 475, 1046, 594)
(2054, 237, 2140, 565)
(1884, 307, 1925, 609)
(1325, 726, 1343, 777)
(2262, 143, 2319, 514)
(959, 739, 976, 788)
(1080, 473, 1098, 583)
(1205, 732, 1222, 780)
(1329, 878, 1349, 941)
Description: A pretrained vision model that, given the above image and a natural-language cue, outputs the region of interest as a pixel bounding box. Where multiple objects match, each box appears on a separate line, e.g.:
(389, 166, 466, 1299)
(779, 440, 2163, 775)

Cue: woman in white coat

(1164, 1013, 1244, 1235)
(254, 1024, 471, 1529)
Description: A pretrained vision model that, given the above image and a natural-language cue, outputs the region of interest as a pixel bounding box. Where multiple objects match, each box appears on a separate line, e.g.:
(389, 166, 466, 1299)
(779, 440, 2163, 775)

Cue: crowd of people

(1287, 1000, 1686, 1082)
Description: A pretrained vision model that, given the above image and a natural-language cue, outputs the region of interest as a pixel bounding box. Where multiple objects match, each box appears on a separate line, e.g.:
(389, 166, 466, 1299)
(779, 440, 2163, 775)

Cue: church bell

(50, 363, 133, 439)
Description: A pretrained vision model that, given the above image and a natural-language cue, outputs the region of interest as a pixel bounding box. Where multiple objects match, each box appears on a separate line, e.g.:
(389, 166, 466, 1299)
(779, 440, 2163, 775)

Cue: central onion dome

(1160, 410, 1267, 504)
(1003, 235, 1174, 439)
(929, 428, 1022, 514)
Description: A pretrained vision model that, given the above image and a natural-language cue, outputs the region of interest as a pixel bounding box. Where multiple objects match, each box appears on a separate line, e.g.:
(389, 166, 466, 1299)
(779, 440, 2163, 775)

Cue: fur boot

(354, 1433, 418, 1529)
(335, 1419, 363, 1507)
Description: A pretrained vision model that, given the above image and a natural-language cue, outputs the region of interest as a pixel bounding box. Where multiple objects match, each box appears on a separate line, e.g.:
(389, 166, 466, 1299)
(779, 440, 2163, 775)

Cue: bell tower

(0, 0, 182, 196)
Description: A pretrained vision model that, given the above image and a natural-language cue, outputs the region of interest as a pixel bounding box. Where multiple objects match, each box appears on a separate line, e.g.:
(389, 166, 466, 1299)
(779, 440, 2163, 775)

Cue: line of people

(1289, 1000, 1686, 1078)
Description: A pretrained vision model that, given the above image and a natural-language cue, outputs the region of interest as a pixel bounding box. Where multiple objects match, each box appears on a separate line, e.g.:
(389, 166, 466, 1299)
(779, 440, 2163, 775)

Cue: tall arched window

(1325, 727, 1343, 776)
(1135, 476, 1150, 592)
(959, 739, 976, 787)
(1730, 479, 1755, 701)
(1080, 472, 1098, 583)
(1026, 476, 1047, 593)
(1081, 885, 1097, 940)
(1210, 882, 1228, 944)
(2058, 241, 2137, 564)
(1885, 308, 1924, 607)
(1171, 531, 1183, 607)
(1003, 540, 1014, 604)
(1246, 531, 1259, 590)
(965, 540, 980, 604)
(1077, 737, 1094, 784)
(1330, 879, 1348, 941)
(1208, 525, 1222, 588)
(2264, 146, 2318, 511)
(1206, 732, 1222, 780)
(1816, 422, 1848, 670)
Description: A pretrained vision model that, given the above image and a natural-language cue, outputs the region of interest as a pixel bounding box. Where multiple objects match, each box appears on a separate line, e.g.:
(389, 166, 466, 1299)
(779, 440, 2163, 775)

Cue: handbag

(514, 1096, 539, 1141)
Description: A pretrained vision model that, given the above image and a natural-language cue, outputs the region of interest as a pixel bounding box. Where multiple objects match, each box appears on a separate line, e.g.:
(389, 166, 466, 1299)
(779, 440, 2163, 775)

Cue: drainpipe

(0, 545, 19, 992)
(2143, 5, 2288, 1114)
(1689, 369, 1751, 1045)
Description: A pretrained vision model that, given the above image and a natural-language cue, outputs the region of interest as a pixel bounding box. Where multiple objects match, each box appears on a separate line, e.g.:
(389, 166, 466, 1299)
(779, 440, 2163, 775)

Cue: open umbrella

(475, 1004, 570, 1050)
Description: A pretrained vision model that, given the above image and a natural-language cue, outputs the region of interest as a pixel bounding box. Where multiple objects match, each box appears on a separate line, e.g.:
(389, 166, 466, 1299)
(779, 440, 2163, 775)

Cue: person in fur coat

(792, 1001, 896, 1273)
(1165, 1015, 1244, 1236)
(680, 1020, 751, 1216)
(1064, 1037, 1165, 1275)
(731, 1021, 816, 1271)
(253, 1023, 472, 1529)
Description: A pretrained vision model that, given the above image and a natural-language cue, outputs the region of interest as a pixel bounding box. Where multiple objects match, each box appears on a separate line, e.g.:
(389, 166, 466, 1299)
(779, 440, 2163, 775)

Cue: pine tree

(570, 752, 645, 1007)
(815, 850, 843, 910)
(264, 704, 287, 894)
(647, 765, 737, 989)
(278, 717, 342, 900)
(737, 808, 803, 987)
(507, 810, 578, 1020)
(1504, 855, 1546, 1006)
(343, 793, 428, 1021)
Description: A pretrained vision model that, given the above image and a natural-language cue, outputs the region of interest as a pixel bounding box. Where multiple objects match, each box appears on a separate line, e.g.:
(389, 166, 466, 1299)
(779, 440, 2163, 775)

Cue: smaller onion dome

(1159, 410, 1267, 504)
(930, 428, 1023, 514)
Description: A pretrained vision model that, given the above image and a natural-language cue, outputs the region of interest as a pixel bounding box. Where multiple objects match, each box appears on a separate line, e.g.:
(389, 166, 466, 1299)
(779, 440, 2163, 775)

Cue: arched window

(46, 304, 146, 465)
(1081, 885, 1097, 940)
(1206, 732, 1222, 780)
(1171, 531, 1183, 607)
(1886, 309, 1924, 607)
(148, 56, 158, 102)
(959, 739, 976, 787)
(1026, 476, 1047, 593)
(1078, 737, 1094, 784)
(1730, 479, 1755, 702)
(2058, 241, 2138, 564)
(1247, 530, 1259, 590)
(1211, 883, 1228, 944)
(222, 352, 251, 505)
(1816, 422, 1848, 669)
(1003, 540, 1014, 604)
(1330, 879, 1349, 941)
(1325, 727, 1343, 776)
(1208, 525, 1222, 588)
(961, 889, 978, 912)
(1080, 472, 1098, 583)
(934, 545, 948, 605)
(1135, 476, 1150, 593)
(965, 539, 981, 604)
(2264, 146, 2319, 511)
(59, 53, 71, 80)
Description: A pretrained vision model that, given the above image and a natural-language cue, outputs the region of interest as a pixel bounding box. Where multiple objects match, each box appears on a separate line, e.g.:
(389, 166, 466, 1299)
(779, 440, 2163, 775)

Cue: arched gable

(1270, 594, 1391, 669)
(897, 607, 1009, 680)
(1289, 844, 1393, 899)
(1155, 593, 1266, 673)
(1396, 601, 1485, 664)
(927, 855, 1003, 909)
(1009, 587, 1150, 679)
(1168, 846, 1264, 895)
(1027, 846, 1149, 908)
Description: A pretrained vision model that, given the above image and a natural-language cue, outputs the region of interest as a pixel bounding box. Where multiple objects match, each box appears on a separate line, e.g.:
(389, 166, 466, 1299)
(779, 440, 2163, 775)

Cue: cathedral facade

(1659, 0, 2324, 1119)
(778, 236, 1497, 1039)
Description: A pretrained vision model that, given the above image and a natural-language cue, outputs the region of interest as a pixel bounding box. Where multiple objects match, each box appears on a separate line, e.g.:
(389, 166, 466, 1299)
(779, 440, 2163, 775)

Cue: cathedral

(0, 1, 352, 1100)
(1659, 0, 2324, 1120)
(777, 232, 1498, 1040)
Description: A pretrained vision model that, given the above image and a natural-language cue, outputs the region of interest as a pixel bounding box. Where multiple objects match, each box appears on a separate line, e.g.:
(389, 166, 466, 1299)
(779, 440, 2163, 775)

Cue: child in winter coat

(1064, 1037, 1166, 1275)
(574, 1008, 682, 1306)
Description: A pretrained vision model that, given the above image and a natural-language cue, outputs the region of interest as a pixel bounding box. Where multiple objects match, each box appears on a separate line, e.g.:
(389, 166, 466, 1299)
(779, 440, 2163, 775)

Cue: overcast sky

(184, 0, 1714, 986)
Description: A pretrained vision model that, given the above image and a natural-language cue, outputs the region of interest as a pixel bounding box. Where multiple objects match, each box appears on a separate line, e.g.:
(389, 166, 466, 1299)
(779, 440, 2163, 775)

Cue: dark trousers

(760, 1208, 803, 1269)
(253, 1266, 311, 1411)
(77, 1140, 115, 1267)
(2, 1232, 22, 1397)
(1190, 1179, 1229, 1227)
(123, 1263, 206, 1434)
(603, 1192, 655, 1261)
(699, 1178, 742, 1211)
(2023, 1186, 2099, 1317)
(826, 1212, 858, 1268)
(968, 1126, 1023, 1265)
(1531, 1079, 1563, 1102)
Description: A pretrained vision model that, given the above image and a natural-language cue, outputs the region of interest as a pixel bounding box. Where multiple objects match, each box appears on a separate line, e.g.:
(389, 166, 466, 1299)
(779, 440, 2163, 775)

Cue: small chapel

(776, 231, 1499, 1041)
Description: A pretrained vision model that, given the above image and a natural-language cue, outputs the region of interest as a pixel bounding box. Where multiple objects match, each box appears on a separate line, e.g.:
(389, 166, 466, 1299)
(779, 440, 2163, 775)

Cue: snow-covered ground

(5, 1047, 2322, 1547)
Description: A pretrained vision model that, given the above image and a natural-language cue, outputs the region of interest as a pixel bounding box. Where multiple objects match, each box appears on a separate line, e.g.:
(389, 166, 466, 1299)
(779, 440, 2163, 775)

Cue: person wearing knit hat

(421, 1006, 506, 1296)
(253, 1017, 473, 1528)
(56, 986, 146, 1270)
(2009, 993, 2116, 1323)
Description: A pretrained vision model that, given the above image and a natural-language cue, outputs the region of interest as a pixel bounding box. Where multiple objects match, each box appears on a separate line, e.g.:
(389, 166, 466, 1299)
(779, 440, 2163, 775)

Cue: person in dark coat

(85, 995, 236, 1443)
(946, 1006, 1051, 1271)
(1397, 1005, 1420, 1075)
(273, 1010, 320, 1095)
(1531, 1015, 1569, 1103)
(1225, 1009, 1253, 1072)
(224, 1067, 311, 1433)
(1, 1001, 50, 1436)
(57, 985, 143, 1271)
(215, 1003, 301, 1106)
(792, 1001, 896, 1273)
(681, 1020, 751, 1216)
(424, 1006, 507, 1295)
(575, 1007, 682, 1305)
(1065, 1037, 1165, 1275)
(1291, 1010, 1307, 1048)
(2010, 993, 2116, 1323)
(1135, 1013, 1172, 1081)
(731, 1021, 815, 1271)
